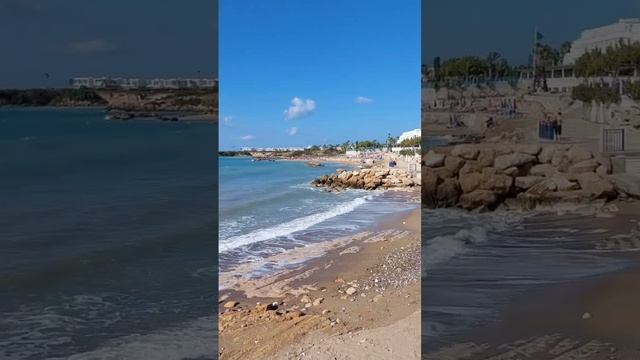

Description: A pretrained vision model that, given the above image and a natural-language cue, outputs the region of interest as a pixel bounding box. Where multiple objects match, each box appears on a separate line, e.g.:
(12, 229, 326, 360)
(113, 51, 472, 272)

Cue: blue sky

(423, 0, 640, 65)
(219, 0, 420, 150)
(0, 0, 217, 88)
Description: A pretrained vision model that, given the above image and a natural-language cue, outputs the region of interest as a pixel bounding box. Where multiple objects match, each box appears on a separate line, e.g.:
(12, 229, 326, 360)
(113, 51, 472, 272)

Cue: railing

(602, 128, 625, 153)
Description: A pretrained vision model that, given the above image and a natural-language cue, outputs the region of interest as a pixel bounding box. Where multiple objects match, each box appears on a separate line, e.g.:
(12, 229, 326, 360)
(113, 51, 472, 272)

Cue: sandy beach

(218, 196, 421, 360)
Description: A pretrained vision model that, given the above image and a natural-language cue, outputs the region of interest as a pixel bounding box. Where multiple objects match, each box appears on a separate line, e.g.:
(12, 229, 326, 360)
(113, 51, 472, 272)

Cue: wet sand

(425, 201, 640, 360)
(218, 191, 421, 359)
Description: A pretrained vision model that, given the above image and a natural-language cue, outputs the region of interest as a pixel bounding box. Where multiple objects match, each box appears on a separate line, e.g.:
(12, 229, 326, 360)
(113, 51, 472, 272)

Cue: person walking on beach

(551, 114, 559, 142)
(555, 112, 563, 141)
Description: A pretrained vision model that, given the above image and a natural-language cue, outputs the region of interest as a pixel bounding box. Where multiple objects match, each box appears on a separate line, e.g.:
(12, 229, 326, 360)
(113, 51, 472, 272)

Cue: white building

(564, 18, 640, 65)
(398, 129, 421, 143)
(515, 19, 640, 93)
(70, 77, 218, 90)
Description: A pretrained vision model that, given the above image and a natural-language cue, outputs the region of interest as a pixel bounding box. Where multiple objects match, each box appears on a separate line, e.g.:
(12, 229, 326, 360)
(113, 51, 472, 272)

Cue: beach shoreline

(424, 200, 640, 359)
(218, 189, 421, 359)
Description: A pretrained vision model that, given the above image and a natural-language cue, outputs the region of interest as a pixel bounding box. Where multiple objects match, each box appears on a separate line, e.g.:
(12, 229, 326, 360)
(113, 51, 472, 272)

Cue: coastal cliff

(0, 88, 218, 120)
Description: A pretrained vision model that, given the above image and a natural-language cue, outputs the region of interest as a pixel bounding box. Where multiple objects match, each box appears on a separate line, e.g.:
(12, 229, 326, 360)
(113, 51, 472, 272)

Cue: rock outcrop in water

(422, 143, 638, 211)
(312, 168, 416, 191)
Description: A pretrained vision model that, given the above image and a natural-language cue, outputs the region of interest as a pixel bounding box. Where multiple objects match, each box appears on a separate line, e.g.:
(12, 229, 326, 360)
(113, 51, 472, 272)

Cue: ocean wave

(0, 293, 125, 359)
(423, 226, 489, 270)
(219, 195, 371, 253)
(52, 316, 216, 360)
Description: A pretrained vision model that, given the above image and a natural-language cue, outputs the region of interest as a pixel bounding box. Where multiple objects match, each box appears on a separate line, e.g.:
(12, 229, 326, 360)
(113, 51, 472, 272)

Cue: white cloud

(223, 116, 233, 126)
(66, 39, 118, 55)
(288, 127, 298, 136)
(355, 96, 373, 104)
(284, 97, 316, 120)
(240, 135, 255, 141)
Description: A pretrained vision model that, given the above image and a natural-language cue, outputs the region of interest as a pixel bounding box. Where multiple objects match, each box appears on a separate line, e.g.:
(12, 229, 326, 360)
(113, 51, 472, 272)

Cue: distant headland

(0, 76, 218, 122)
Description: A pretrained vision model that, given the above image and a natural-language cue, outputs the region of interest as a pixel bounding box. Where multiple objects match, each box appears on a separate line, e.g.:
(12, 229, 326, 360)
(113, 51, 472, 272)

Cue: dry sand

(218, 196, 421, 360)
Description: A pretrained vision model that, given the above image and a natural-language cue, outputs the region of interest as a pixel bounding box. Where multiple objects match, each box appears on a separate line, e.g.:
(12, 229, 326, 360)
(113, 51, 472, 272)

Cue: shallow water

(0, 108, 217, 359)
(421, 208, 630, 352)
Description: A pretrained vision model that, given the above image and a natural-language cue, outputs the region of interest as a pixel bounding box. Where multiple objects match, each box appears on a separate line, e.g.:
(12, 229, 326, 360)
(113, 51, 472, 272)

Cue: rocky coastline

(312, 168, 417, 191)
(422, 143, 640, 211)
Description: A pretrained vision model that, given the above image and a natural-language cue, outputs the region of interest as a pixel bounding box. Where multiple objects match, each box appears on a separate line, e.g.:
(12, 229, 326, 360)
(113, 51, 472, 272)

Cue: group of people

(448, 113, 466, 128)
(426, 97, 470, 112)
(538, 112, 563, 141)
(491, 97, 518, 118)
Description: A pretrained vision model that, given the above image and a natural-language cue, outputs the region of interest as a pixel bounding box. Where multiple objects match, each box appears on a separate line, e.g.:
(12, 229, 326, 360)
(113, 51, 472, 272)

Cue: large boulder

(538, 146, 556, 163)
(460, 161, 483, 175)
(423, 150, 445, 168)
(576, 172, 616, 199)
(494, 153, 536, 170)
(566, 145, 593, 164)
(529, 164, 558, 177)
(459, 172, 483, 193)
(477, 149, 496, 167)
(595, 155, 612, 174)
(436, 178, 461, 207)
(515, 176, 545, 190)
(608, 174, 640, 199)
(479, 173, 513, 196)
(596, 165, 609, 177)
(503, 167, 520, 177)
(550, 174, 579, 191)
(551, 151, 571, 172)
(515, 144, 542, 156)
(444, 156, 466, 175)
(451, 144, 480, 160)
(430, 166, 456, 180)
(568, 159, 599, 180)
(422, 172, 442, 208)
(459, 190, 499, 210)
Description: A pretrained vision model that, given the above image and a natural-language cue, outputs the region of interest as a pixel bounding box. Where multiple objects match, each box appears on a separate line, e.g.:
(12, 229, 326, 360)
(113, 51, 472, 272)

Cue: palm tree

(559, 41, 572, 62)
(485, 52, 502, 80)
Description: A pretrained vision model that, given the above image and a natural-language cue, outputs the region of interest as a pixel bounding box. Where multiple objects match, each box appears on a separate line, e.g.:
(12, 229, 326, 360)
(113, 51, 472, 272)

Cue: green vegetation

(399, 149, 417, 156)
(624, 81, 640, 100)
(572, 83, 621, 104)
(574, 41, 640, 77)
(429, 52, 517, 82)
(397, 136, 421, 148)
(354, 140, 383, 150)
(218, 151, 252, 157)
(0, 88, 106, 106)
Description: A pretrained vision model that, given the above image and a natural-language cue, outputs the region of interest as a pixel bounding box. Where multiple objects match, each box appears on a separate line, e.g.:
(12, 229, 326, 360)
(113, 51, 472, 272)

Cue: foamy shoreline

(218, 191, 421, 359)
(423, 200, 640, 359)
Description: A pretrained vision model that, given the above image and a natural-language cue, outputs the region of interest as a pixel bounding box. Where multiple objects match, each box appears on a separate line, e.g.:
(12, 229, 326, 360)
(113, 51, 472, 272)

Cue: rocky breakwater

(312, 168, 416, 191)
(422, 143, 640, 211)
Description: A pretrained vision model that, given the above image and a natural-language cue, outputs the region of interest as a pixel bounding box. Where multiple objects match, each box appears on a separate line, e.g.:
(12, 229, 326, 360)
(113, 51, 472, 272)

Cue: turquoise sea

(218, 156, 418, 286)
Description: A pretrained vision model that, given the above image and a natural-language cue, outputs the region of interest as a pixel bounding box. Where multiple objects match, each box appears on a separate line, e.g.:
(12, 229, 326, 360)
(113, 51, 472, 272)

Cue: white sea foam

(423, 226, 489, 270)
(51, 316, 216, 360)
(219, 195, 371, 253)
